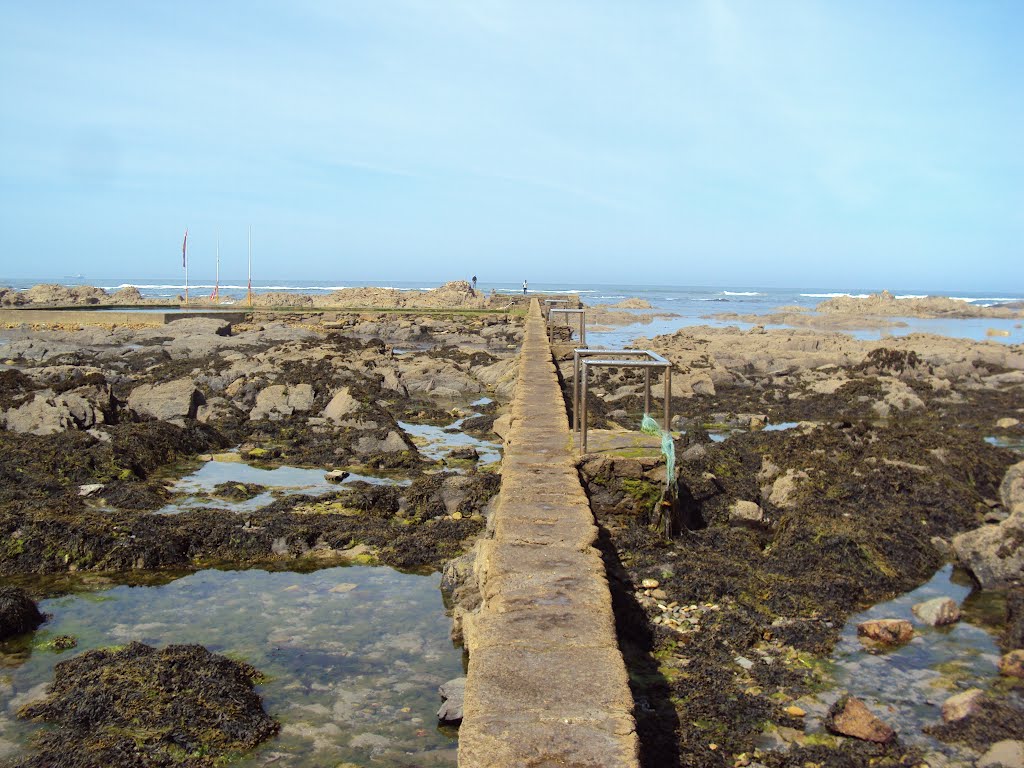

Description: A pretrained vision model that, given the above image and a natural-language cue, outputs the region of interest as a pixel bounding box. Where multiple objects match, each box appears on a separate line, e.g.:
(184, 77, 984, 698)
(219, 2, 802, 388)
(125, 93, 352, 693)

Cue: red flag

(182, 229, 188, 268)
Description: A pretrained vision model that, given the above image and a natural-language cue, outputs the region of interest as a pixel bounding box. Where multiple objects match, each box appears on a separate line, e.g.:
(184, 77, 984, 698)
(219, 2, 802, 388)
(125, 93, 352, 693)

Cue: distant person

(523, 280, 528, 295)
(472, 275, 477, 290)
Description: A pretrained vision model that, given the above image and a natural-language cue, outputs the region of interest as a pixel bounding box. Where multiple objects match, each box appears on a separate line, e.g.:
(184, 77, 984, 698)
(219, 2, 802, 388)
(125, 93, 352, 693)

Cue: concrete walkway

(458, 300, 639, 767)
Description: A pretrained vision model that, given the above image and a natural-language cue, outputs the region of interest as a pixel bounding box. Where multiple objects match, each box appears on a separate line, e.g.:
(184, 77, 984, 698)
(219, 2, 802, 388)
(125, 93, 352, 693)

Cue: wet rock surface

(572, 323, 1023, 766)
(0, 587, 44, 640)
(11, 641, 278, 767)
(0, 311, 517, 578)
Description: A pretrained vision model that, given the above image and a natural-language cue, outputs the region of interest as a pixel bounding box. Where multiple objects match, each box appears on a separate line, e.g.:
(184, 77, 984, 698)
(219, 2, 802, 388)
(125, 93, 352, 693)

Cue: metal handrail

(573, 348, 672, 454)
(548, 308, 586, 347)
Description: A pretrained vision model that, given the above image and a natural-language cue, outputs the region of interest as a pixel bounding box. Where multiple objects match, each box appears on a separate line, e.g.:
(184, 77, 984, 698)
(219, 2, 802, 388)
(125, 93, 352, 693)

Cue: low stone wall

(458, 299, 639, 767)
(0, 309, 248, 327)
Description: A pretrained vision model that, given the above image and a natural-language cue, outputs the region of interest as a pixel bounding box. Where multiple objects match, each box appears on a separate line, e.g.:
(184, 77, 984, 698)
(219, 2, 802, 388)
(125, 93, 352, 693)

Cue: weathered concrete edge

(0, 309, 248, 327)
(458, 299, 640, 767)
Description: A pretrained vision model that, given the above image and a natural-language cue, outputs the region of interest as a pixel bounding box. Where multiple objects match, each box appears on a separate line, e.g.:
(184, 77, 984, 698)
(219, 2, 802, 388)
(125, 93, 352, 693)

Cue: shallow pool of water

(157, 458, 406, 514)
(985, 435, 1024, 453)
(0, 566, 462, 766)
(803, 565, 1005, 758)
(398, 417, 502, 466)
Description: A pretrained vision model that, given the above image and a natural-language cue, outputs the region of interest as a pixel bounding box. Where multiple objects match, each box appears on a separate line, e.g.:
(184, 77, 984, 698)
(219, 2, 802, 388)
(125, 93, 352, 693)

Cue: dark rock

(14, 641, 278, 768)
(0, 586, 45, 640)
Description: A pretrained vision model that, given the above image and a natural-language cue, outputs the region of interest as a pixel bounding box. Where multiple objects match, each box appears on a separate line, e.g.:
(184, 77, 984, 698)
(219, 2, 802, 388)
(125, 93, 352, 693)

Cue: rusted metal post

(581, 361, 589, 454)
(573, 349, 580, 433)
(664, 366, 671, 432)
(644, 367, 651, 415)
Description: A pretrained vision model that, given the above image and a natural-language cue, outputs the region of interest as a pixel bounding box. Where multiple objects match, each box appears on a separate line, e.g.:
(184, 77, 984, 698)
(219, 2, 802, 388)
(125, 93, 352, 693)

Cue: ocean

(2, 278, 1022, 346)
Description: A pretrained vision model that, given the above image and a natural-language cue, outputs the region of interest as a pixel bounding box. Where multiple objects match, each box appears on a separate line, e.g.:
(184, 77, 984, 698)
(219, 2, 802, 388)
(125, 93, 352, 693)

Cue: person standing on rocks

(472, 275, 477, 291)
(523, 280, 528, 295)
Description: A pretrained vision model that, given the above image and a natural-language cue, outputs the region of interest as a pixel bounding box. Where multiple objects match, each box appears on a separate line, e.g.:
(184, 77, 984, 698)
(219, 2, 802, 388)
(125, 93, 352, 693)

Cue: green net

(641, 413, 675, 488)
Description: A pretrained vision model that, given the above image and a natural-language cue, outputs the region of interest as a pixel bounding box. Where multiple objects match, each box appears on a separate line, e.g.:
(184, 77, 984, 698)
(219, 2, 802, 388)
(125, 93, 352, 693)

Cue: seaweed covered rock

(14, 641, 278, 768)
(0, 586, 45, 640)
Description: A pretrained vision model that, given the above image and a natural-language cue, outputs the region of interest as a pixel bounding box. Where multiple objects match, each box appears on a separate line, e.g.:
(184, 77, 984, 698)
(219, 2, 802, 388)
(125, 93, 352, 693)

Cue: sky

(1, 1, 1022, 290)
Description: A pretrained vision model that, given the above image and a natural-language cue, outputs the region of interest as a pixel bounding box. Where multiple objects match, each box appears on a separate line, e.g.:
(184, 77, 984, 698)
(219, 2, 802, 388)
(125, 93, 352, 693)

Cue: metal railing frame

(542, 298, 571, 319)
(548, 308, 586, 347)
(573, 348, 672, 454)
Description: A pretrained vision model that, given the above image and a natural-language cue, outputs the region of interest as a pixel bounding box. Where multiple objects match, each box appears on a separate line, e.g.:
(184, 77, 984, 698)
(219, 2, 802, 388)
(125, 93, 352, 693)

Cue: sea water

(0, 566, 463, 766)
(3, 278, 1020, 345)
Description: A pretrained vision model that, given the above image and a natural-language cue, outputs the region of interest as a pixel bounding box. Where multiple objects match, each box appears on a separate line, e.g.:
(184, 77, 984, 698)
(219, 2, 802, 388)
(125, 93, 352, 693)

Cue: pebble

(784, 705, 806, 718)
(641, 578, 660, 589)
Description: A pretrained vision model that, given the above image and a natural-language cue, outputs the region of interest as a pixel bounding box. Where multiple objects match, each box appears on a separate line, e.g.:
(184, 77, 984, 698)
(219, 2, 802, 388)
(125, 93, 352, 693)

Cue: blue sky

(1, 1, 1021, 290)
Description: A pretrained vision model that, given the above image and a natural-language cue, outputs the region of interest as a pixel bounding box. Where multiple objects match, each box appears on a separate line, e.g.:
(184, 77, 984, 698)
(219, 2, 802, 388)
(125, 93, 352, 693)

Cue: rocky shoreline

(1, 295, 1022, 767)
(559, 320, 1023, 766)
(0, 280, 525, 311)
(0, 303, 523, 766)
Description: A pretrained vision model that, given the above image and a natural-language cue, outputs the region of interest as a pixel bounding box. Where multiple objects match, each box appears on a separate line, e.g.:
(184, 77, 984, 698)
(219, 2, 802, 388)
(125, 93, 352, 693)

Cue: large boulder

(128, 379, 203, 422)
(249, 383, 314, 421)
(322, 386, 361, 422)
(952, 508, 1024, 589)
(1, 386, 114, 434)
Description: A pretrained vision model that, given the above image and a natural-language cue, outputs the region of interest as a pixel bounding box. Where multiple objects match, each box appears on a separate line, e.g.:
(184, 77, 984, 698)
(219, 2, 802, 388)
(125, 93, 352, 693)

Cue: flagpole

(183, 228, 189, 307)
(247, 226, 253, 308)
(213, 236, 220, 302)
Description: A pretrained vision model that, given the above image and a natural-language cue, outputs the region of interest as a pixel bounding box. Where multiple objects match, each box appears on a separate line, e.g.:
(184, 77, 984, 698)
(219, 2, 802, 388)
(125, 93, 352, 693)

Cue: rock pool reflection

(0, 566, 462, 766)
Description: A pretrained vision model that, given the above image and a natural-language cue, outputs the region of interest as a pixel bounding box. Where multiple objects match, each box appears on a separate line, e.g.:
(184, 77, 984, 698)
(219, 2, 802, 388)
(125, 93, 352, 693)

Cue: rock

(0, 586, 45, 640)
(1001, 461, 1024, 511)
(912, 596, 961, 626)
(437, 677, 466, 724)
(729, 500, 766, 528)
(128, 379, 202, 421)
(680, 443, 707, 462)
(977, 740, 1024, 768)
(250, 383, 315, 421)
(735, 656, 754, 671)
(856, 618, 914, 646)
(941, 688, 985, 722)
(325, 470, 350, 484)
(871, 377, 925, 418)
(641, 578, 660, 589)
(2, 388, 110, 435)
(286, 383, 314, 411)
(493, 413, 513, 441)
(952, 508, 1024, 589)
(78, 483, 105, 497)
(322, 387, 361, 422)
(998, 649, 1024, 678)
(768, 470, 808, 509)
(997, 417, 1021, 429)
(354, 430, 410, 455)
(446, 446, 479, 462)
(15, 642, 279, 765)
(825, 696, 895, 743)
(784, 705, 806, 718)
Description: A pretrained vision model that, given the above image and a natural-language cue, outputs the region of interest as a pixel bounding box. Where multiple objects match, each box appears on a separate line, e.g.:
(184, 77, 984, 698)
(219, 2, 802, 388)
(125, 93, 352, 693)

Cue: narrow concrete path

(458, 300, 639, 767)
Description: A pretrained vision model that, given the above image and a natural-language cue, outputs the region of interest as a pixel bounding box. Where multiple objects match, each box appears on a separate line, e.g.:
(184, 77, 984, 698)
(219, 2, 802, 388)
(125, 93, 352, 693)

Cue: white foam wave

(800, 293, 871, 299)
(722, 291, 762, 296)
(894, 294, 927, 299)
(949, 297, 1020, 303)
(102, 283, 354, 292)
